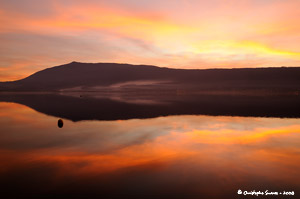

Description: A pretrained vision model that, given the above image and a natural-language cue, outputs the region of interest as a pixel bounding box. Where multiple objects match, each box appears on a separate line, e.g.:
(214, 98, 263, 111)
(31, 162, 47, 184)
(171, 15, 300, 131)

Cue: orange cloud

(1, 0, 300, 81)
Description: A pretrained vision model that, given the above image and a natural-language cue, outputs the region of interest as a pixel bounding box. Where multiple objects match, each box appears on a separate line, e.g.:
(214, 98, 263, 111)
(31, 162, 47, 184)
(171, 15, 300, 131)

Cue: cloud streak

(1, 0, 300, 80)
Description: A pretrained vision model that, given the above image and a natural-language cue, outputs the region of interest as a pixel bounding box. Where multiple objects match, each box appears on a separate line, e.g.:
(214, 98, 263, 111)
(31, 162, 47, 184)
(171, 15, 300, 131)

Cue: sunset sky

(1, 0, 300, 81)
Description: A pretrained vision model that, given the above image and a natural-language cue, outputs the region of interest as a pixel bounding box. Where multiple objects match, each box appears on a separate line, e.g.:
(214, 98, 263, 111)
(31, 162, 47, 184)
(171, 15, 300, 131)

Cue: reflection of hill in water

(1, 92, 300, 121)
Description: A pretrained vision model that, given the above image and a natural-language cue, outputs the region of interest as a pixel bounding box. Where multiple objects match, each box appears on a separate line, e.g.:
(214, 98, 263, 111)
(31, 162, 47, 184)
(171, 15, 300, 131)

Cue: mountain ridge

(1, 62, 300, 92)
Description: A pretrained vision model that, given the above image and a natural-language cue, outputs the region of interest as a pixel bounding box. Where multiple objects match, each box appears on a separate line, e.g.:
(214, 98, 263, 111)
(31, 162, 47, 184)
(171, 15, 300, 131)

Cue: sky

(1, 0, 300, 81)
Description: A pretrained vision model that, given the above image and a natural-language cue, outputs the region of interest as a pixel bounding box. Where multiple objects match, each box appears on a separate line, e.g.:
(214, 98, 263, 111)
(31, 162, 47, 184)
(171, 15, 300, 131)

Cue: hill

(0, 62, 300, 92)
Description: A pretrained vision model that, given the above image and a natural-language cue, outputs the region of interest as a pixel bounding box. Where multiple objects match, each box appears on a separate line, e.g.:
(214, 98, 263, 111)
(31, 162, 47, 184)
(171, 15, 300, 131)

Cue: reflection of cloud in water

(59, 91, 170, 105)
(58, 80, 174, 105)
(106, 96, 168, 105)
(0, 102, 300, 198)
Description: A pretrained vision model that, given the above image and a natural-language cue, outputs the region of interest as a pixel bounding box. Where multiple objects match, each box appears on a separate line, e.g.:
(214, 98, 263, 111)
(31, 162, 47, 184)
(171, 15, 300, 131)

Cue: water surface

(0, 101, 300, 198)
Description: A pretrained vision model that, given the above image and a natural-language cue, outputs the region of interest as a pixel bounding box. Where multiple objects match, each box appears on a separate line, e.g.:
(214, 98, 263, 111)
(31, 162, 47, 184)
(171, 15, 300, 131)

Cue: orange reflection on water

(0, 102, 300, 197)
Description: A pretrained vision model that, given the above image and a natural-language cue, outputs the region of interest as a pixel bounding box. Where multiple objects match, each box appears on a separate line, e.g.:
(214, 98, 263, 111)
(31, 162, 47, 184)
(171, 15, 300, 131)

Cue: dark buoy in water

(58, 119, 64, 128)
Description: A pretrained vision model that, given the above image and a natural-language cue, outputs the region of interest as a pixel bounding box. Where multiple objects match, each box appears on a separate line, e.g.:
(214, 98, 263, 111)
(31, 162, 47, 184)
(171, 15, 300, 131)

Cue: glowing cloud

(1, 0, 300, 80)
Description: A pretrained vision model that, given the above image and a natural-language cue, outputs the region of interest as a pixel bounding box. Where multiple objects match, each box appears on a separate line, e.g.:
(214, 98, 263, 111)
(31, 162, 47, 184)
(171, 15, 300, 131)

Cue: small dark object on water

(58, 119, 64, 128)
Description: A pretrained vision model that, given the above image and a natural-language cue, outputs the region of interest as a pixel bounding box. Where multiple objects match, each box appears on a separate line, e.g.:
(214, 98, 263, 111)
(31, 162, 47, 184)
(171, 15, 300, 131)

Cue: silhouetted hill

(0, 62, 300, 92)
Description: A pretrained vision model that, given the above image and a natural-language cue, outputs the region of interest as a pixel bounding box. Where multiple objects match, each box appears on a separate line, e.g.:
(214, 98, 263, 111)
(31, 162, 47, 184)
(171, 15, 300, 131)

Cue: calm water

(0, 101, 300, 198)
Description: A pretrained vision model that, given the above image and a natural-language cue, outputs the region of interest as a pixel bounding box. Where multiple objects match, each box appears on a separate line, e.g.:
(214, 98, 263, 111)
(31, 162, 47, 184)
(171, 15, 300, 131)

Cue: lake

(0, 94, 300, 198)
